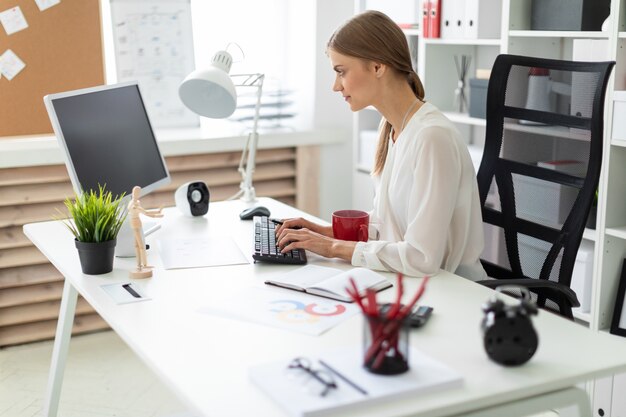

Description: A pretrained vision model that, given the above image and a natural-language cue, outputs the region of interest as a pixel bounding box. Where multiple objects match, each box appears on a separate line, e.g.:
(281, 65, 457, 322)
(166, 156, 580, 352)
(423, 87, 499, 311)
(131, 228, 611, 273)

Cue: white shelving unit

(423, 38, 502, 46)
(443, 111, 487, 126)
(352, 0, 626, 412)
(509, 30, 610, 39)
(606, 227, 626, 240)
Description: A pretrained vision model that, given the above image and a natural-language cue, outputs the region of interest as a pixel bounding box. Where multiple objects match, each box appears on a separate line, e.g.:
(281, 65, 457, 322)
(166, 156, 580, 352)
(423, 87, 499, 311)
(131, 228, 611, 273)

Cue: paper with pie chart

(198, 287, 359, 336)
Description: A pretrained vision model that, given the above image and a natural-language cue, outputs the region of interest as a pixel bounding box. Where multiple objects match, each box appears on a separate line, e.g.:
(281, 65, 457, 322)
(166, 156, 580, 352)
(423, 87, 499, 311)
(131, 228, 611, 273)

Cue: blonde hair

(327, 10, 425, 175)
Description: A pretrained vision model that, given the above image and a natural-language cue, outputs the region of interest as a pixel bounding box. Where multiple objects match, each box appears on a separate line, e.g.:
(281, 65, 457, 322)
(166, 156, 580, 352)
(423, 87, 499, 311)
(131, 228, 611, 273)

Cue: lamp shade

(179, 50, 237, 118)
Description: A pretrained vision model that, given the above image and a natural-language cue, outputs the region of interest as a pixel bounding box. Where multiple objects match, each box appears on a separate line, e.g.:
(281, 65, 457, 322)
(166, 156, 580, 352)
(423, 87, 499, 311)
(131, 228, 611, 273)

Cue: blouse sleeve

(367, 209, 380, 241)
(351, 127, 462, 276)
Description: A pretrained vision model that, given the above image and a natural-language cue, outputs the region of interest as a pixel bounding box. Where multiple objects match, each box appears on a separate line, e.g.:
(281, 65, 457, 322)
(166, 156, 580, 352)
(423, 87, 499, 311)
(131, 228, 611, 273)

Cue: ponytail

(372, 120, 393, 176)
(408, 71, 425, 101)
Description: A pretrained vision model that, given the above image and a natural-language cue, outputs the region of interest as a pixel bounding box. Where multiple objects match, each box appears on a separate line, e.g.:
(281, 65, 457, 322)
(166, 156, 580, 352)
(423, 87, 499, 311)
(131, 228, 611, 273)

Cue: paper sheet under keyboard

(158, 237, 249, 269)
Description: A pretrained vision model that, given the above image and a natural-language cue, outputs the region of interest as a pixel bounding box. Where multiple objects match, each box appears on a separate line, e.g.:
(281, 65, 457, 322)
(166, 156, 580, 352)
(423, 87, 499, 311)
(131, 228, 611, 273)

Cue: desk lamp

(179, 49, 265, 203)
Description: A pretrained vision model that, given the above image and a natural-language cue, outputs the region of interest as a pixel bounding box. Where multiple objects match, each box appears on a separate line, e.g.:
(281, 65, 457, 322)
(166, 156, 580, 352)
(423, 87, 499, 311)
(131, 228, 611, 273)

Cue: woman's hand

(276, 225, 357, 261)
(274, 217, 333, 238)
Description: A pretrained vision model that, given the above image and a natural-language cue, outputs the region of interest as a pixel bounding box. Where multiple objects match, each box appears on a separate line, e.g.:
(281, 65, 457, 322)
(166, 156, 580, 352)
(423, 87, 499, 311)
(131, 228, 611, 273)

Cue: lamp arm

(239, 74, 264, 203)
(228, 135, 250, 201)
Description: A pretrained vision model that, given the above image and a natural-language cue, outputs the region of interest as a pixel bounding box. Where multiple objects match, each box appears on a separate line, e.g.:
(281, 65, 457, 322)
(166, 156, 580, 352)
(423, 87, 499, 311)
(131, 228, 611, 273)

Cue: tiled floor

(0, 331, 190, 417)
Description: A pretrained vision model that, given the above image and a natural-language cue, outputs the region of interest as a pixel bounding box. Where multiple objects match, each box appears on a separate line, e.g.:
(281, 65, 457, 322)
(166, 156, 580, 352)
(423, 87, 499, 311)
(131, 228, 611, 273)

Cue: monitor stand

(115, 218, 161, 258)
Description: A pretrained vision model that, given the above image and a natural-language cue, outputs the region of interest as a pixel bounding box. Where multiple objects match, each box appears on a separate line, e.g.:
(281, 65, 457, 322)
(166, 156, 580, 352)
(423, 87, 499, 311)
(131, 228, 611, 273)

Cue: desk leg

(43, 279, 78, 417)
(454, 386, 591, 417)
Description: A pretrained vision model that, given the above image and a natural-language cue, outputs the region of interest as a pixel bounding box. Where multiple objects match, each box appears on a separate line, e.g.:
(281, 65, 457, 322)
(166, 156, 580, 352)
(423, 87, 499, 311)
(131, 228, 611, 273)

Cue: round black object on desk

(175, 181, 209, 216)
(481, 286, 539, 366)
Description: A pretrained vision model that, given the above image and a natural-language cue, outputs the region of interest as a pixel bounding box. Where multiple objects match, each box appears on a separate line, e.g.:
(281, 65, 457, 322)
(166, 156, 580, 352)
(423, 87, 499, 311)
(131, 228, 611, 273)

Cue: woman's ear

(370, 61, 387, 78)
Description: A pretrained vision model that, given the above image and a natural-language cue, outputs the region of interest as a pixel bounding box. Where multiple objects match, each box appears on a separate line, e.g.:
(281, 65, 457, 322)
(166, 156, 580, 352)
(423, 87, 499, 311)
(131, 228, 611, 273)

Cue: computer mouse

(239, 205, 271, 220)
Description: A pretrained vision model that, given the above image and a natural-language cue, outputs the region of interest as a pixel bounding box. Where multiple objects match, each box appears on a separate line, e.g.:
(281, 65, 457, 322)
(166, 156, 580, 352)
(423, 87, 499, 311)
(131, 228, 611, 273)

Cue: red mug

(332, 210, 369, 242)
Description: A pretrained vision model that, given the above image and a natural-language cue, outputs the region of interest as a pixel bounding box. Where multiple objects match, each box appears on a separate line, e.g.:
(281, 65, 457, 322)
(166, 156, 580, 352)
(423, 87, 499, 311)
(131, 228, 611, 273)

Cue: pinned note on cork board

(0, 0, 104, 137)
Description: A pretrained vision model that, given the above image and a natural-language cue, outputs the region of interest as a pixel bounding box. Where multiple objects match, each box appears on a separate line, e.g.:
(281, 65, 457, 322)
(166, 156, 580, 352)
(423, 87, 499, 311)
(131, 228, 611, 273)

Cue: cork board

(0, 0, 104, 137)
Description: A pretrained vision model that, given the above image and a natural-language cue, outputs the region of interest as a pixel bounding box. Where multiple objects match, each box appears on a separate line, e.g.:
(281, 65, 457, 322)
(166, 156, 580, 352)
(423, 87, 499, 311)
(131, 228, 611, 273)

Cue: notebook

(264, 265, 392, 303)
(249, 347, 463, 417)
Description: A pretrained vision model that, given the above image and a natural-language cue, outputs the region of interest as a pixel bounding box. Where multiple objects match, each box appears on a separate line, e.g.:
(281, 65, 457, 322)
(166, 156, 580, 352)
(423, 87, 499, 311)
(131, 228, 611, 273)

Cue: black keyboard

(252, 216, 307, 264)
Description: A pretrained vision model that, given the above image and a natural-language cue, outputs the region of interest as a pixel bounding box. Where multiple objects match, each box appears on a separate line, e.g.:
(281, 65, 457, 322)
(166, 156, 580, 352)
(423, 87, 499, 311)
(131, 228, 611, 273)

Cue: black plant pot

(75, 239, 116, 275)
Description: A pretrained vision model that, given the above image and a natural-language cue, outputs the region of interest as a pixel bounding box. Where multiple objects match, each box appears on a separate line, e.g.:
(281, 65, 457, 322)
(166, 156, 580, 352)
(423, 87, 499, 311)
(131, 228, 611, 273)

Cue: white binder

(441, 0, 464, 39)
(464, 0, 502, 39)
(571, 39, 609, 134)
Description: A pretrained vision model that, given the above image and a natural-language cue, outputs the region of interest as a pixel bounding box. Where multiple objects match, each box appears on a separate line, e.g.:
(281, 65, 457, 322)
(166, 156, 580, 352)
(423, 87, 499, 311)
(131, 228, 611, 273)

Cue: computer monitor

(43, 81, 171, 200)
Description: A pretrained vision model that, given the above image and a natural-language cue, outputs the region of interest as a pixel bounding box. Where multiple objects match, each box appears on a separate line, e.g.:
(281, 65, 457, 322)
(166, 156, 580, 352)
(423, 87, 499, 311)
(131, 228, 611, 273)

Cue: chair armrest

(477, 278, 580, 309)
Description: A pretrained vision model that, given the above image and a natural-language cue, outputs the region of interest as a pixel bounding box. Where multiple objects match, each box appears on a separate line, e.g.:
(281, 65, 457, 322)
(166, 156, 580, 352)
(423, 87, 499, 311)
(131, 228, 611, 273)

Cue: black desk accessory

(379, 303, 433, 328)
(240, 205, 270, 220)
(481, 286, 538, 366)
(175, 181, 209, 216)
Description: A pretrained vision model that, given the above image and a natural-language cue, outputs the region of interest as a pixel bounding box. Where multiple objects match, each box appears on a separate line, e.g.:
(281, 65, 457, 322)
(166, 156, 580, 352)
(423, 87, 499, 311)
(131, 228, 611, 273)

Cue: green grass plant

(59, 185, 127, 243)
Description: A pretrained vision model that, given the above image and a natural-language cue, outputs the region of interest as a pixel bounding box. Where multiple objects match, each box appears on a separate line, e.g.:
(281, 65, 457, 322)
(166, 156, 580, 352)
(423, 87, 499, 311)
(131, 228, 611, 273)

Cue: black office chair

(476, 54, 614, 319)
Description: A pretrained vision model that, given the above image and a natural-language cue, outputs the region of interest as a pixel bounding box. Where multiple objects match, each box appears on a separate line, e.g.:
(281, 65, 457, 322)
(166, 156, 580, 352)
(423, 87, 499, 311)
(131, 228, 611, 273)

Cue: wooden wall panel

(0, 146, 313, 347)
(0, 281, 65, 308)
(0, 297, 94, 327)
(0, 246, 49, 269)
(0, 201, 66, 228)
(0, 264, 62, 289)
(0, 165, 69, 186)
(0, 313, 108, 347)
(0, 226, 31, 249)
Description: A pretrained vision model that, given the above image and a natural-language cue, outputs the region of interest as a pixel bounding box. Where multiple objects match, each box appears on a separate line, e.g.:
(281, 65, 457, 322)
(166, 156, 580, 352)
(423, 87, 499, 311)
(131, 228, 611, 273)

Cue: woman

(276, 10, 486, 281)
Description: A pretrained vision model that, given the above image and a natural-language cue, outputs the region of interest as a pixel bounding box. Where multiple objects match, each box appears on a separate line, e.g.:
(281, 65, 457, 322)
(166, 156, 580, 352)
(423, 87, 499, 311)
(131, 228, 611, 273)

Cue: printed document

(198, 286, 359, 336)
(158, 236, 248, 269)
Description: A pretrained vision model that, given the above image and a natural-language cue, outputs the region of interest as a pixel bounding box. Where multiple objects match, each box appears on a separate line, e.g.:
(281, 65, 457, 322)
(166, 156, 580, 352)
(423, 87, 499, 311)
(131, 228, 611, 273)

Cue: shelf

(445, 115, 591, 141)
(619, 32, 626, 39)
(573, 309, 591, 323)
(508, 30, 609, 39)
(583, 228, 597, 242)
(606, 227, 626, 240)
(402, 28, 420, 36)
(443, 112, 486, 126)
(503, 123, 590, 141)
(611, 139, 626, 148)
(423, 38, 501, 46)
(356, 164, 372, 173)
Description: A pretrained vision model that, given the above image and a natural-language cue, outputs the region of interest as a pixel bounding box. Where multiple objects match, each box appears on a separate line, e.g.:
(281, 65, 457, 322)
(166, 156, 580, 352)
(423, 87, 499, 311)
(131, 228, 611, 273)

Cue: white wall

(312, 0, 354, 221)
(102, 0, 354, 220)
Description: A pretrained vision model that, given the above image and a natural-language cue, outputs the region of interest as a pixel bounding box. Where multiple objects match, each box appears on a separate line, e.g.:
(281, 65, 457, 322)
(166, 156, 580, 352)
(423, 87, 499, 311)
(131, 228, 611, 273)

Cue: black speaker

(175, 181, 209, 216)
(481, 286, 539, 366)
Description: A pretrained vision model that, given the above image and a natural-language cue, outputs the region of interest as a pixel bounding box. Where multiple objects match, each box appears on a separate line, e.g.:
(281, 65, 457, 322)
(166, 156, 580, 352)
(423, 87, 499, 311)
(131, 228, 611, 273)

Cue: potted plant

(58, 185, 127, 274)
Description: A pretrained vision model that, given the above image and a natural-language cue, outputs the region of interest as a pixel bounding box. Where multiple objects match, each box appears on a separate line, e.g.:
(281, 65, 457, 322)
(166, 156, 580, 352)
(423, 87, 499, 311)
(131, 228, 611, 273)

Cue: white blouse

(351, 102, 487, 281)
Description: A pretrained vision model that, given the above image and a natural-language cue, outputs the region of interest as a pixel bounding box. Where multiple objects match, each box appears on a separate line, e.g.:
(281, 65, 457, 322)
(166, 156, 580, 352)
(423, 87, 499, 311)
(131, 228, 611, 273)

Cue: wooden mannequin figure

(128, 186, 163, 278)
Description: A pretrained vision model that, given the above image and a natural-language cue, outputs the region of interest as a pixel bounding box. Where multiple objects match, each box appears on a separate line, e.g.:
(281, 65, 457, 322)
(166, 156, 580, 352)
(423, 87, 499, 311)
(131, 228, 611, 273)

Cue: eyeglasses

(287, 357, 338, 397)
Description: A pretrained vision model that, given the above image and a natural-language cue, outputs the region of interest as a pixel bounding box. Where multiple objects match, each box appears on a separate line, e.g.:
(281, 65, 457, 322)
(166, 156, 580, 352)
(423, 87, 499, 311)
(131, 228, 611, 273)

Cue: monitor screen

(44, 82, 171, 199)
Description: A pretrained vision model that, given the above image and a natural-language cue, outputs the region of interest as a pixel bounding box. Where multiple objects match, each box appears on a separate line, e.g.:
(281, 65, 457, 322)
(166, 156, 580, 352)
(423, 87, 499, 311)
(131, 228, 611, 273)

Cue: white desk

(25, 198, 626, 417)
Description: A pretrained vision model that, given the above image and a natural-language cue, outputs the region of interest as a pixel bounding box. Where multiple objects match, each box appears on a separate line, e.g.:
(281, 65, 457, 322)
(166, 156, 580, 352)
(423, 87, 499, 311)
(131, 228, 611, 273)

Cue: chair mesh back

(477, 55, 614, 312)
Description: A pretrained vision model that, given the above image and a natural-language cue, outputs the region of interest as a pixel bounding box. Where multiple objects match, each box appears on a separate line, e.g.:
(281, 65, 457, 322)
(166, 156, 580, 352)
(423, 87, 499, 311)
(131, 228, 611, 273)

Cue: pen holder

(363, 314, 410, 375)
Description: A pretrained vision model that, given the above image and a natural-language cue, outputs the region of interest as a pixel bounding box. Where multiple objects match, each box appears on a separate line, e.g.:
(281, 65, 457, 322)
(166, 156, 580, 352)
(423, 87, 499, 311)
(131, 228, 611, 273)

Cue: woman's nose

(332, 80, 342, 92)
